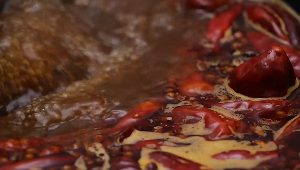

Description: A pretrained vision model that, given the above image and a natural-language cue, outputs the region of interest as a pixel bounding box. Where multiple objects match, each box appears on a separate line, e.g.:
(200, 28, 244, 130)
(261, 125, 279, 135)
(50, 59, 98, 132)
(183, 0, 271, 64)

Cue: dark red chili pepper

(246, 32, 300, 79)
(0, 138, 44, 150)
(179, 72, 214, 97)
(132, 140, 187, 151)
(213, 100, 292, 111)
(171, 106, 247, 139)
(268, 4, 300, 51)
(203, 100, 296, 123)
(212, 100, 293, 120)
(39, 146, 64, 156)
(227, 46, 297, 98)
(112, 100, 163, 133)
(207, 4, 243, 45)
(149, 151, 202, 170)
(246, 4, 289, 42)
(133, 140, 164, 150)
(110, 156, 141, 170)
(1, 155, 79, 170)
(275, 114, 300, 141)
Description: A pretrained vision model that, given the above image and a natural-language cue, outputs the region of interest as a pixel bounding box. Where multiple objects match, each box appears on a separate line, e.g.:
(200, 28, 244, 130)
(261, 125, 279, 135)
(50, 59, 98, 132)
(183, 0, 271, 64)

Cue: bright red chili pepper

(207, 4, 243, 45)
(179, 72, 214, 97)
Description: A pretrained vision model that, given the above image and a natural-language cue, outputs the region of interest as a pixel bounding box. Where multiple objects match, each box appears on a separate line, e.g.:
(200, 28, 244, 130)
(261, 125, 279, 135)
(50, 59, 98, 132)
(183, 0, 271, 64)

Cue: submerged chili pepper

(179, 72, 214, 97)
(133, 140, 164, 150)
(171, 106, 246, 139)
(149, 151, 201, 170)
(112, 100, 163, 133)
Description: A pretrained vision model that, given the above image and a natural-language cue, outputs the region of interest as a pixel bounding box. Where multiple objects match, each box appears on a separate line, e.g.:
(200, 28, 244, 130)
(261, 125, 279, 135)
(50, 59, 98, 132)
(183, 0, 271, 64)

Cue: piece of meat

(1, 0, 202, 134)
(0, 0, 107, 114)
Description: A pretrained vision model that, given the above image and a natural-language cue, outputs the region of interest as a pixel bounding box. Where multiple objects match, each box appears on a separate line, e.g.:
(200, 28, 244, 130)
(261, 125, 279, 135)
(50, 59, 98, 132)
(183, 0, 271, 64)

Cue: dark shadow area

(284, 0, 300, 13)
(0, 0, 7, 12)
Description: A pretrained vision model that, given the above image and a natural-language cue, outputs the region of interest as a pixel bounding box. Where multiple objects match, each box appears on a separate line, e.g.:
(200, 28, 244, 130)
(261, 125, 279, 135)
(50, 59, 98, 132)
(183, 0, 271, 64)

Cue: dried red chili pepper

(112, 100, 163, 133)
(111, 156, 141, 170)
(133, 140, 164, 150)
(227, 46, 297, 98)
(203, 100, 295, 123)
(268, 4, 300, 51)
(171, 106, 247, 139)
(246, 4, 289, 42)
(179, 72, 214, 97)
(213, 100, 292, 112)
(1, 155, 78, 170)
(149, 151, 202, 170)
(39, 146, 64, 156)
(207, 4, 243, 45)
(0, 138, 44, 150)
(246, 32, 300, 79)
(275, 114, 300, 141)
